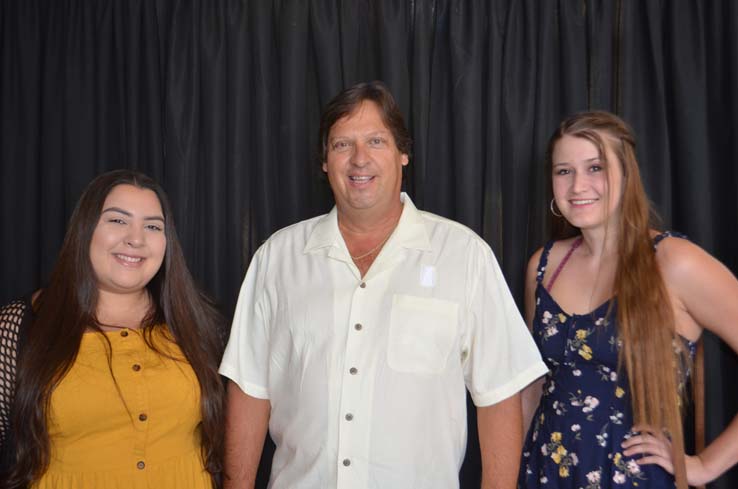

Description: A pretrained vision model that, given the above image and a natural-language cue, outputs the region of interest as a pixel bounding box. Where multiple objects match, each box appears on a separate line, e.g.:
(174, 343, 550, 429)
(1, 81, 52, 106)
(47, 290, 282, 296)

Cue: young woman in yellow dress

(0, 170, 225, 488)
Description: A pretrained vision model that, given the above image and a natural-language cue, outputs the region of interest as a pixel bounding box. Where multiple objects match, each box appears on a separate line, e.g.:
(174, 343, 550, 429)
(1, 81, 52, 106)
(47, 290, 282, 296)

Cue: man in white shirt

(220, 81, 547, 489)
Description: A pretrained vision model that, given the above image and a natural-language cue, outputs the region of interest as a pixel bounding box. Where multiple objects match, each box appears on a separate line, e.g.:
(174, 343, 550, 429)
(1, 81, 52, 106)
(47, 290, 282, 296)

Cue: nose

(571, 171, 588, 193)
(349, 142, 370, 167)
(125, 226, 144, 247)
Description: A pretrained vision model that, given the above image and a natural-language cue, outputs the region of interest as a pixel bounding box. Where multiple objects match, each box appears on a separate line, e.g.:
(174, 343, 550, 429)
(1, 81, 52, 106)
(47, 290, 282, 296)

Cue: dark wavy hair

(318, 80, 412, 162)
(7, 169, 225, 488)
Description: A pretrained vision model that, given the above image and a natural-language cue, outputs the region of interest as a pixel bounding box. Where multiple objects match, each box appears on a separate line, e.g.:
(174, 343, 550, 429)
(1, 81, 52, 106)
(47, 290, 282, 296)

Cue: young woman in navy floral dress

(518, 112, 738, 489)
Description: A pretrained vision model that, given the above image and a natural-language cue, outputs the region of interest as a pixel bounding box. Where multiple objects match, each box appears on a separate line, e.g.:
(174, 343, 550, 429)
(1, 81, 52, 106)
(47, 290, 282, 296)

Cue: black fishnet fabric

(0, 299, 24, 449)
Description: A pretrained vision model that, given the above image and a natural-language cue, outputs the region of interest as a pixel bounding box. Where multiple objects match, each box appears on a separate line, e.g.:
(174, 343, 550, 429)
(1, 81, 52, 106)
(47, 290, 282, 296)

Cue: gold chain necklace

(350, 229, 393, 261)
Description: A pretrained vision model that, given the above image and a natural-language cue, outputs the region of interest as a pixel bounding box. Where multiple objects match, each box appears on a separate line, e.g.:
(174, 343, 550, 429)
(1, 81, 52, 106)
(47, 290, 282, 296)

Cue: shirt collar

(303, 192, 433, 255)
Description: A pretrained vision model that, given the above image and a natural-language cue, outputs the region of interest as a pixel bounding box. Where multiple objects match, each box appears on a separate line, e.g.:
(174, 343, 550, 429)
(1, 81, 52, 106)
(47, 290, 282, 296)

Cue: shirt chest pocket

(387, 294, 459, 374)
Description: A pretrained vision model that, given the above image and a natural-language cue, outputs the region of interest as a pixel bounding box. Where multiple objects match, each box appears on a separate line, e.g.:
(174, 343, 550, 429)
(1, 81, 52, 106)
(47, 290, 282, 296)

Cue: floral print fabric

(519, 234, 694, 488)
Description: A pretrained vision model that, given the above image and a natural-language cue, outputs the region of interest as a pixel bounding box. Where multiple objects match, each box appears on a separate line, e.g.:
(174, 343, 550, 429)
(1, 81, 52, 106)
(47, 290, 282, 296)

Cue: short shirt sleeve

(462, 240, 548, 406)
(219, 246, 272, 399)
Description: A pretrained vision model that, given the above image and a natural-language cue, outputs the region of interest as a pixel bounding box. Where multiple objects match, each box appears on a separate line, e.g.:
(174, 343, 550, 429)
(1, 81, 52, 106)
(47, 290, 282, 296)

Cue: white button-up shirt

(220, 193, 547, 489)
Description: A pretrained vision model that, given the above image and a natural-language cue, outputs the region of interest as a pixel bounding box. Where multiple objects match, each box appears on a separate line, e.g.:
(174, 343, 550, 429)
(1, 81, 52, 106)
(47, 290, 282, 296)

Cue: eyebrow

(101, 207, 165, 222)
(552, 157, 602, 166)
(329, 130, 390, 140)
(365, 131, 390, 139)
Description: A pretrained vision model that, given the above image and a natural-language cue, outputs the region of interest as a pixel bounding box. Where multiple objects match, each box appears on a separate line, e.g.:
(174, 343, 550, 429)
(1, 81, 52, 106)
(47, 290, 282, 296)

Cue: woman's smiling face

(551, 134, 624, 231)
(89, 184, 167, 296)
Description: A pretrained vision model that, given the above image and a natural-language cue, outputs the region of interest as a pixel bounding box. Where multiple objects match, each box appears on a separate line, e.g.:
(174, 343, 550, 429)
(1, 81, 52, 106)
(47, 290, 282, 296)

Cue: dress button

(354, 323, 363, 331)
(345, 413, 354, 421)
(342, 458, 351, 467)
(132, 364, 141, 372)
(359, 282, 366, 288)
(136, 461, 145, 470)
(120, 330, 129, 337)
(349, 367, 358, 375)
(139, 413, 147, 421)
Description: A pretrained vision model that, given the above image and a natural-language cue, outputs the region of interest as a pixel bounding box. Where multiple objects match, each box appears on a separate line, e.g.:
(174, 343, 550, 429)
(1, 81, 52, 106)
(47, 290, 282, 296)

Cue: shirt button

(139, 413, 148, 421)
(354, 323, 363, 331)
(349, 367, 358, 375)
(136, 461, 145, 470)
(345, 413, 354, 421)
(132, 364, 141, 372)
(359, 282, 366, 288)
(120, 330, 129, 337)
(342, 458, 351, 467)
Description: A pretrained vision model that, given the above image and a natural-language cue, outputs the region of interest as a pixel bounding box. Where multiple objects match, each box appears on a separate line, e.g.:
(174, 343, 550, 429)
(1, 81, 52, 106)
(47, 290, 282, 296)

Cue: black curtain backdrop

(1, 1, 737, 487)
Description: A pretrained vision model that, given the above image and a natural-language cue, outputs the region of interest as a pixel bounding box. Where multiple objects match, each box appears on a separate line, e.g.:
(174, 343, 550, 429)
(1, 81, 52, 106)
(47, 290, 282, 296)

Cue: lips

(570, 199, 598, 206)
(113, 253, 144, 266)
(348, 175, 375, 187)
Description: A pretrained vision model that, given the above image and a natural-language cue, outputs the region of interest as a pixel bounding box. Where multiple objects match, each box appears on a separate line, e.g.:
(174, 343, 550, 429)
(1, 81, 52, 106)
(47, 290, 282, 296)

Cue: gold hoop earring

(550, 198, 562, 217)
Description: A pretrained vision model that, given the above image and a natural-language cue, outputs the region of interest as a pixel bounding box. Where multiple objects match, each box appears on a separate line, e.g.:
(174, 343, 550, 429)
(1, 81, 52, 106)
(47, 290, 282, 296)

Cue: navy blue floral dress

(519, 232, 695, 489)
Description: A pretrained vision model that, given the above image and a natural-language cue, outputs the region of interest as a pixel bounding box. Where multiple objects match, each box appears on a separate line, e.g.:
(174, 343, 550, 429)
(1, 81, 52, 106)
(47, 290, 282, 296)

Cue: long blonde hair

(546, 111, 690, 489)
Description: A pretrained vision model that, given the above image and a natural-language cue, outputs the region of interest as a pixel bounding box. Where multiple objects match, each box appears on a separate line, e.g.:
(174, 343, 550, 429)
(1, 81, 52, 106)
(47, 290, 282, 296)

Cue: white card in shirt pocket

(387, 294, 459, 374)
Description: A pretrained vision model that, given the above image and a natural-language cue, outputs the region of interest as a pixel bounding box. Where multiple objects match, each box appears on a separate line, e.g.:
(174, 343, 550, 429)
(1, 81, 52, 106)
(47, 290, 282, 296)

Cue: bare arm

(479, 393, 523, 489)
(521, 249, 544, 435)
(223, 380, 271, 489)
(622, 239, 738, 485)
(669, 241, 738, 484)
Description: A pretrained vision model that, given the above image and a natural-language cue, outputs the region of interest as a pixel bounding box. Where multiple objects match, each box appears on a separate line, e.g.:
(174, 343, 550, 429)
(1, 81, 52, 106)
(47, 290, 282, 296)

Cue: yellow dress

(33, 326, 213, 489)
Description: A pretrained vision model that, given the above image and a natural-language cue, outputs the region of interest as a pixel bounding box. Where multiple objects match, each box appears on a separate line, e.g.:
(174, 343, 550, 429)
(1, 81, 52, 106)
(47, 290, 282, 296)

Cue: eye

(108, 218, 126, 224)
(146, 224, 164, 232)
(590, 165, 603, 172)
(555, 168, 571, 176)
(331, 140, 352, 151)
(369, 137, 385, 146)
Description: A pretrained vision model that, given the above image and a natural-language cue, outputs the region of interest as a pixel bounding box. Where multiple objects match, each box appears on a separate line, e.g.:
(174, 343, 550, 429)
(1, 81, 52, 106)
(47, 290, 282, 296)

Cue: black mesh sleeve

(0, 299, 26, 452)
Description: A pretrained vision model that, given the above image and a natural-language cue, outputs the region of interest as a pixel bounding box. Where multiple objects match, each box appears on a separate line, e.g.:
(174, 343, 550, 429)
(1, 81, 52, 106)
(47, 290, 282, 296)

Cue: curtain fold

(1, 1, 736, 487)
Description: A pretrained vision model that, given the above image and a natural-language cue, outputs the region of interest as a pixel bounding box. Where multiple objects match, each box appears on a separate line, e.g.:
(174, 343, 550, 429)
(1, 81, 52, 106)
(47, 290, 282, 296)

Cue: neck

(338, 198, 404, 277)
(95, 289, 152, 330)
(578, 224, 619, 259)
(337, 196, 404, 237)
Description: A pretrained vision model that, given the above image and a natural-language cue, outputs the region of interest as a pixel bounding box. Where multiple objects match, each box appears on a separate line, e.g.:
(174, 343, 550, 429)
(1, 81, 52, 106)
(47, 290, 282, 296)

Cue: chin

(108, 281, 149, 294)
(569, 219, 613, 231)
(345, 196, 379, 209)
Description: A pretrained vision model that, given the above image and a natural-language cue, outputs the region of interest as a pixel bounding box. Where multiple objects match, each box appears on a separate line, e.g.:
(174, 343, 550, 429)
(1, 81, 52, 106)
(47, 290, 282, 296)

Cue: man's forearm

(223, 381, 271, 489)
(478, 393, 523, 489)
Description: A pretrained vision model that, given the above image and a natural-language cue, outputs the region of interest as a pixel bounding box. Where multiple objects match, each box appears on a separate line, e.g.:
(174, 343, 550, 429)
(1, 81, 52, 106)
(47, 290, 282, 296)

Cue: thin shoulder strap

(546, 236, 583, 291)
(653, 230, 688, 249)
(535, 240, 556, 285)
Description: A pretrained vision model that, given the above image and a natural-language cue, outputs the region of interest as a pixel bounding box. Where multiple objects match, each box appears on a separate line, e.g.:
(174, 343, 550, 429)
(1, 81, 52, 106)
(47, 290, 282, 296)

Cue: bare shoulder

(530, 237, 579, 283)
(654, 234, 723, 285)
(655, 233, 738, 341)
(545, 236, 579, 262)
(527, 247, 544, 277)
